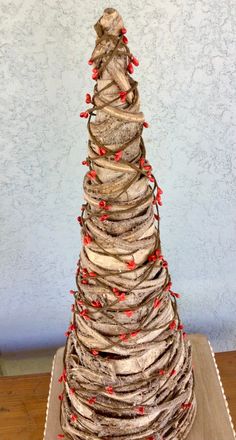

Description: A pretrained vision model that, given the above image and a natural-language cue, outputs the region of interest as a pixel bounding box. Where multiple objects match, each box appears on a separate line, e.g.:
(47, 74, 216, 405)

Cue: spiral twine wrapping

(60, 8, 197, 440)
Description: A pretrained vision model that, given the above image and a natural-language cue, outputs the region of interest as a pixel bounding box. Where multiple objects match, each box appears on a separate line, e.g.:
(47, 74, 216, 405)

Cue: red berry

(119, 91, 127, 102)
(121, 27, 127, 34)
(153, 298, 161, 309)
(114, 150, 122, 161)
(127, 62, 134, 74)
(85, 93, 91, 104)
(91, 349, 99, 356)
(122, 35, 128, 44)
(124, 310, 133, 317)
(99, 200, 107, 208)
(92, 69, 99, 80)
(143, 121, 149, 128)
(105, 385, 114, 394)
(127, 259, 136, 270)
(87, 170, 97, 180)
(83, 234, 92, 245)
(131, 55, 139, 66)
(98, 146, 106, 156)
(99, 214, 109, 221)
(169, 320, 176, 330)
(88, 59, 93, 65)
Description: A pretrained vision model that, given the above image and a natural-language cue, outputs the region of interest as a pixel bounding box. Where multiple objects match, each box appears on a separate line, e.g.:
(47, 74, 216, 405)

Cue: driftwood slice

(60, 7, 197, 440)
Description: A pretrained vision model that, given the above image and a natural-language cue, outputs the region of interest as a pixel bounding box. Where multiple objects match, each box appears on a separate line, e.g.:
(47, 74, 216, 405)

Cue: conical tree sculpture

(59, 8, 197, 440)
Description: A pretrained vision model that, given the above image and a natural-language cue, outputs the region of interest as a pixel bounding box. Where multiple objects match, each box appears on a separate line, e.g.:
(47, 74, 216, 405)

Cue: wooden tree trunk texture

(60, 8, 197, 440)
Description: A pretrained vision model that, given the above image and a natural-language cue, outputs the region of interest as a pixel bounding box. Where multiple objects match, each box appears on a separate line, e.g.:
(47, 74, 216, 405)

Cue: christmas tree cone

(60, 8, 197, 440)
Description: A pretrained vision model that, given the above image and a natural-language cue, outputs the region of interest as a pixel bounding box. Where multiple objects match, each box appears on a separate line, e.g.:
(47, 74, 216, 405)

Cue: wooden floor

(0, 351, 235, 440)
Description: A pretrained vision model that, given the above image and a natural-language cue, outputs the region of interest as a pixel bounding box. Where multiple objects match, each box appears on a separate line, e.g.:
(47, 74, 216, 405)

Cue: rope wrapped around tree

(59, 7, 197, 440)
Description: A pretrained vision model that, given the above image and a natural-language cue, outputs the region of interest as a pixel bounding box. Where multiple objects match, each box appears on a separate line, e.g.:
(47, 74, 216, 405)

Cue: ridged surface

(60, 8, 196, 440)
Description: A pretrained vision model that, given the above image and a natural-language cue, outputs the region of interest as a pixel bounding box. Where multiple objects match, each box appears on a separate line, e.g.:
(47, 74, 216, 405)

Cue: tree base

(43, 334, 235, 440)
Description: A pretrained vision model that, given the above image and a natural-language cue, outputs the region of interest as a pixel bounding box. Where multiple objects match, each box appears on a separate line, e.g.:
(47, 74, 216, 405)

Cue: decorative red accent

(80, 111, 89, 119)
(58, 393, 63, 401)
(119, 333, 128, 341)
(139, 156, 146, 167)
(79, 309, 90, 320)
(88, 59, 93, 65)
(91, 349, 99, 356)
(118, 293, 126, 301)
(105, 385, 114, 394)
(99, 214, 109, 221)
(148, 253, 157, 262)
(87, 170, 97, 180)
(121, 27, 127, 34)
(82, 160, 89, 166)
(57, 435, 65, 439)
(69, 289, 76, 295)
(69, 324, 76, 331)
(181, 402, 192, 409)
(83, 234, 92, 245)
(88, 396, 97, 405)
(122, 35, 128, 44)
(104, 204, 111, 210)
(154, 214, 160, 220)
(58, 369, 66, 383)
(146, 437, 155, 440)
(127, 62, 134, 74)
(137, 406, 145, 414)
(81, 279, 88, 284)
(131, 55, 139, 66)
(99, 200, 107, 208)
(77, 216, 83, 225)
(91, 300, 102, 308)
(64, 331, 71, 337)
(92, 68, 99, 80)
(143, 121, 149, 128)
(112, 287, 120, 295)
(178, 324, 184, 330)
(127, 259, 136, 270)
(114, 150, 123, 161)
(170, 369, 177, 376)
(148, 175, 155, 182)
(89, 271, 97, 277)
(159, 369, 166, 375)
(143, 164, 152, 171)
(131, 330, 140, 337)
(71, 304, 75, 312)
(170, 290, 181, 299)
(85, 93, 91, 104)
(153, 298, 161, 309)
(164, 281, 172, 291)
(98, 146, 107, 156)
(77, 299, 84, 305)
(162, 259, 168, 268)
(119, 91, 127, 102)
(71, 413, 78, 422)
(124, 310, 133, 317)
(70, 388, 76, 395)
(169, 320, 176, 330)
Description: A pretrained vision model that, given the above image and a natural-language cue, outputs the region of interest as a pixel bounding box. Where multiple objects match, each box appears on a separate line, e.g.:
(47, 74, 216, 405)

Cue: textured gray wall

(1, 0, 236, 353)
